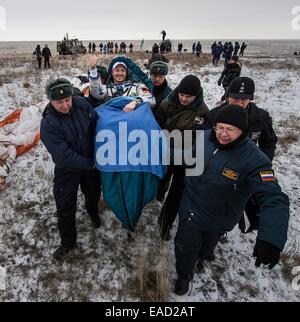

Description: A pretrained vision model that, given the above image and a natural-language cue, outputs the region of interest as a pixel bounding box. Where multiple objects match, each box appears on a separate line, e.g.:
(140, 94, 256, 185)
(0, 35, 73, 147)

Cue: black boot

(89, 214, 102, 228)
(195, 254, 215, 274)
(219, 232, 228, 244)
(204, 253, 215, 261)
(174, 278, 192, 296)
(195, 260, 204, 274)
(53, 244, 77, 261)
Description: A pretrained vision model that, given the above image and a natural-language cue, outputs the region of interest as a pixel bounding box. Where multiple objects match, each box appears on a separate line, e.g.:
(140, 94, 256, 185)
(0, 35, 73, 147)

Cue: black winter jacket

(179, 130, 289, 250)
(218, 62, 242, 88)
(152, 80, 172, 114)
(42, 47, 52, 58)
(40, 96, 97, 171)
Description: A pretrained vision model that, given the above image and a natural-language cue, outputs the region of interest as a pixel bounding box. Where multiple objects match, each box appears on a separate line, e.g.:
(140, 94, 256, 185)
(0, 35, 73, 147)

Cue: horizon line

(1, 38, 300, 42)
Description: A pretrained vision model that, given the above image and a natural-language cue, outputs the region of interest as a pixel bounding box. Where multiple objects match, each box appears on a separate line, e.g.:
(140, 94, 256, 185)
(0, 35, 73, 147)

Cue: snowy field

(0, 52, 299, 302)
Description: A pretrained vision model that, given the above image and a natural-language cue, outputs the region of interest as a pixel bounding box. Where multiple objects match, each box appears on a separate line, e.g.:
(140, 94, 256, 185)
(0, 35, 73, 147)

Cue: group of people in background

(89, 41, 134, 55)
(152, 41, 172, 54)
(33, 44, 52, 69)
(192, 42, 203, 57)
(181, 40, 247, 60)
(211, 41, 248, 66)
(32, 39, 248, 70)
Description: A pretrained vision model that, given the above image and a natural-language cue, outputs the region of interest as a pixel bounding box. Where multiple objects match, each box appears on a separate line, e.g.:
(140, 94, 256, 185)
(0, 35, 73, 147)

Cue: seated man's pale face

(112, 66, 127, 84)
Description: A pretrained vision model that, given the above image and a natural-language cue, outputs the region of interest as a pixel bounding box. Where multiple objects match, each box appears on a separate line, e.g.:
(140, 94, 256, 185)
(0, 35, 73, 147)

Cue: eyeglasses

(213, 126, 239, 134)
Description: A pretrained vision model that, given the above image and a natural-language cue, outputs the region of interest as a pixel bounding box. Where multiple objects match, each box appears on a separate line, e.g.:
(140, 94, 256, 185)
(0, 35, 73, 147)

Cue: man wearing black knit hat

(155, 75, 209, 241)
(155, 75, 207, 130)
(204, 77, 278, 234)
(173, 104, 289, 296)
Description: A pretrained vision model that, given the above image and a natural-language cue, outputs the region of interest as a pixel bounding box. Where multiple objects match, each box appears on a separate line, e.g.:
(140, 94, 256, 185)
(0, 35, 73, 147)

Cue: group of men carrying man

(40, 52, 289, 296)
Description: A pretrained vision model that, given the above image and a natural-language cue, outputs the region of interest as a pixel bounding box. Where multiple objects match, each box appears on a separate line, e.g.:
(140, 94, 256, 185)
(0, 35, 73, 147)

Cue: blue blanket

(94, 97, 167, 231)
(95, 97, 166, 178)
(100, 171, 159, 231)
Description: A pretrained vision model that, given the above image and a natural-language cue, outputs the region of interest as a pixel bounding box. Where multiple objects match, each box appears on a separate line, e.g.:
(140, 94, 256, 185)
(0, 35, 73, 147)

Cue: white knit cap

(80, 83, 89, 92)
(112, 62, 127, 70)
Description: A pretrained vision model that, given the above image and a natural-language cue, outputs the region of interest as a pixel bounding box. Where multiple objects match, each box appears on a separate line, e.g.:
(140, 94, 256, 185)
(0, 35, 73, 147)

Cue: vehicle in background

(57, 33, 87, 55)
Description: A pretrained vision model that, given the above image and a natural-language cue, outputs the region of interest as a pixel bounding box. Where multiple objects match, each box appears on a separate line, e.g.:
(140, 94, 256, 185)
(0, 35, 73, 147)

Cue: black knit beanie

(178, 75, 201, 96)
(214, 104, 249, 132)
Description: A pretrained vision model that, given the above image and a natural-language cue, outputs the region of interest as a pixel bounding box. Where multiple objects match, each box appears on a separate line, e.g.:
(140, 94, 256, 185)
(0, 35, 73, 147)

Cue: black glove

(253, 239, 281, 269)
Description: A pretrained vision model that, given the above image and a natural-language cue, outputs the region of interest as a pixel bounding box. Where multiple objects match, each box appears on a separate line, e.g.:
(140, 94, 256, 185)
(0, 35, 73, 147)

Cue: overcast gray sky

(0, 0, 300, 40)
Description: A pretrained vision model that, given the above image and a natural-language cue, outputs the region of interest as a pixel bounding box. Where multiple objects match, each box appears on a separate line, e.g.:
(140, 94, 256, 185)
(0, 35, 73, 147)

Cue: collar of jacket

(246, 102, 268, 122)
(153, 80, 169, 95)
(166, 86, 205, 109)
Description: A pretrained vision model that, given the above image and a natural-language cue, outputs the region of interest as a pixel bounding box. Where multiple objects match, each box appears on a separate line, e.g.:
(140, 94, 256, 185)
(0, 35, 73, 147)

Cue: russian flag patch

(260, 170, 276, 182)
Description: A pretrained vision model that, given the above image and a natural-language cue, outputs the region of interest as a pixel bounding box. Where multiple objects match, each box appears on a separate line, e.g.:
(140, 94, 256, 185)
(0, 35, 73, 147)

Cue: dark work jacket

(42, 47, 52, 58)
(212, 45, 224, 58)
(33, 47, 42, 60)
(152, 80, 172, 115)
(179, 130, 289, 250)
(40, 96, 97, 171)
(204, 102, 278, 160)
